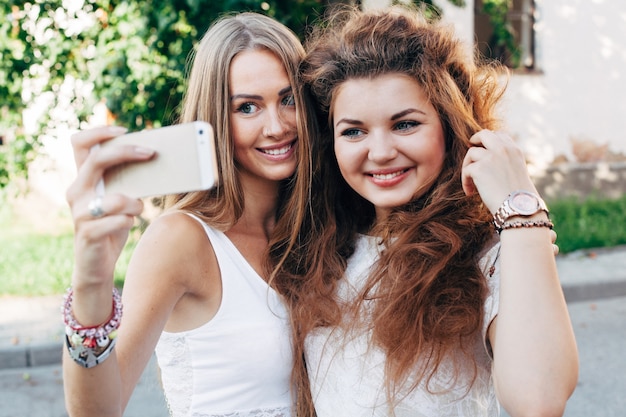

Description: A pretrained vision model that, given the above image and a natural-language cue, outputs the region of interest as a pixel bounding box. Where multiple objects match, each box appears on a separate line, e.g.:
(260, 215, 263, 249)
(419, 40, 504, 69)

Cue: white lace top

(305, 234, 501, 417)
(155, 215, 293, 417)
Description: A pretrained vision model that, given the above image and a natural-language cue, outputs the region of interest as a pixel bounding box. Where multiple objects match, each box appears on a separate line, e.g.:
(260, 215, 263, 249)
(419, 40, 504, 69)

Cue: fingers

(75, 209, 139, 245)
(67, 126, 155, 290)
(69, 191, 144, 224)
(69, 144, 155, 199)
(461, 145, 488, 196)
(67, 127, 155, 208)
(71, 126, 128, 168)
(461, 129, 538, 213)
(549, 229, 557, 245)
(550, 229, 559, 256)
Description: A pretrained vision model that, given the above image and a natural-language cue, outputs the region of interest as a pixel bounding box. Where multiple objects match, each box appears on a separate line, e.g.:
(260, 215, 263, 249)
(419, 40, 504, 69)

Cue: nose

(263, 107, 292, 139)
(367, 131, 397, 162)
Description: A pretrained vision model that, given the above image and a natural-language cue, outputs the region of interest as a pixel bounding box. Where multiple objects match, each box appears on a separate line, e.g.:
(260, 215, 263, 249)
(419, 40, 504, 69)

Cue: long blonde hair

(165, 13, 311, 233)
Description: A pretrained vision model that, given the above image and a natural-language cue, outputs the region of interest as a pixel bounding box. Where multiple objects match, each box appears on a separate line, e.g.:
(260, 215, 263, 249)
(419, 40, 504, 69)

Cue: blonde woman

(64, 13, 313, 417)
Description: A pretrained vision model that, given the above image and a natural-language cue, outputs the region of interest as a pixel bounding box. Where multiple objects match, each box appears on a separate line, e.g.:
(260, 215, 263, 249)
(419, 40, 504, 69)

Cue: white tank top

(155, 214, 293, 417)
(305, 234, 501, 417)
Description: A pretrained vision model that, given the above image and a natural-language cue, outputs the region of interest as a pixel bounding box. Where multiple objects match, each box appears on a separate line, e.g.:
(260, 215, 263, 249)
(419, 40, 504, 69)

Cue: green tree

(480, 0, 520, 68)
(0, 0, 463, 190)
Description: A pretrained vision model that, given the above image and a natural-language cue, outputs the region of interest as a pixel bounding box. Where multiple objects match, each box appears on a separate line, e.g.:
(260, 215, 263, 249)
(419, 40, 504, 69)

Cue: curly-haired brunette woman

(271, 5, 578, 416)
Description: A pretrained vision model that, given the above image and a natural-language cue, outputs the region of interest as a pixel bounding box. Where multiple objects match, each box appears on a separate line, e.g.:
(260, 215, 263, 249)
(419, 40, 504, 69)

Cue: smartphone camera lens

(199, 129, 204, 135)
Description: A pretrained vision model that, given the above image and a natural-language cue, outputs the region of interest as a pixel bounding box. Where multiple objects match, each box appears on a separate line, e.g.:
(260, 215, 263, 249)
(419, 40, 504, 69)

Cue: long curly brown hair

(270, 4, 507, 415)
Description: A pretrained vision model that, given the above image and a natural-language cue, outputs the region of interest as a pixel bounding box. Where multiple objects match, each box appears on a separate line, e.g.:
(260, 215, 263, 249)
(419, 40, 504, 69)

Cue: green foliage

(396, 0, 465, 21)
(0, 0, 462, 189)
(550, 195, 626, 254)
(0, 3, 37, 187)
(480, 0, 520, 67)
(0, 0, 329, 190)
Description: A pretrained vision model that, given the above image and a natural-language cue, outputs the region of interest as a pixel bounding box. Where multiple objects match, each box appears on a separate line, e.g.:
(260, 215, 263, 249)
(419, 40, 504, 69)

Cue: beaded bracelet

(497, 219, 554, 234)
(62, 287, 123, 368)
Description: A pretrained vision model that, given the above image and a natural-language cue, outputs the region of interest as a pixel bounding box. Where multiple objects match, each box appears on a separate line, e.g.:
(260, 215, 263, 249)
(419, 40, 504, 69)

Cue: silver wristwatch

(493, 190, 549, 230)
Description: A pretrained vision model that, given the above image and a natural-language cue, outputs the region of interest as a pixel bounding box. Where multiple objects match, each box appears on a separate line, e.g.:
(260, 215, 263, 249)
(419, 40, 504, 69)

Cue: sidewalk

(1, 245, 626, 370)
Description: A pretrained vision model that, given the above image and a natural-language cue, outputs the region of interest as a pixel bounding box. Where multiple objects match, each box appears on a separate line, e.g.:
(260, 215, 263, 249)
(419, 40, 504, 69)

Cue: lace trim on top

(190, 407, 290, 417)
(158, 332, 193, 417)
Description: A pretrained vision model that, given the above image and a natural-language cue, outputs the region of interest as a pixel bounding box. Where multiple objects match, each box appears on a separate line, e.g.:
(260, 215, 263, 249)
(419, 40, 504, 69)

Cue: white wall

(505, 0, 626, 167)
(435, 0, 626, 169)
(372, 0, 626, 169)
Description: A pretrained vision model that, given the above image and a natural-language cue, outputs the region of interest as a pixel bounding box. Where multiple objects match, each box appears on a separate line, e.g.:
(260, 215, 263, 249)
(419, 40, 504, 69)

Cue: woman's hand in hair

(461, 129, 538, 215)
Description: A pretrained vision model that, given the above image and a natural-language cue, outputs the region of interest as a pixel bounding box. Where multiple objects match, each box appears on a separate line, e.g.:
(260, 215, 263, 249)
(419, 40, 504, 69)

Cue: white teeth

(372, 171, 403, 180)
(262, 144, 291, 155)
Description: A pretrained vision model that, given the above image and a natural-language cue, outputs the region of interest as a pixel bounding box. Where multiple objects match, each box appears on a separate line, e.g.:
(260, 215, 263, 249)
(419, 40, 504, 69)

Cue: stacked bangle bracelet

(62, 287, 123, 368)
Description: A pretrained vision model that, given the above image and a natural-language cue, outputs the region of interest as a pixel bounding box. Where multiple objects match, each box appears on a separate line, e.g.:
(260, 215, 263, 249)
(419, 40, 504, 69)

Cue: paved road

(0, 356, 169, 417)
(1, 296, 624, 417)
(560, 296, 626, 417)
(502, 295, 626, 417)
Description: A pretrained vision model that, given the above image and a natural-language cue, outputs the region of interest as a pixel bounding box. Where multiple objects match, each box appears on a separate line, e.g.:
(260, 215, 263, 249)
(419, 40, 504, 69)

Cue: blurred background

(1, 0, 625, 293)
(0, 2, 625, 416)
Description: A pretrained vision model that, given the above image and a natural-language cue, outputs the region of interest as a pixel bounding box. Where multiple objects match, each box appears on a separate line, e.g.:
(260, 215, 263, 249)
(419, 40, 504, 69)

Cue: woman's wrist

(68, 280, 117, 326)
(63, 287, 123, 368)
(498, 218, 554, 234)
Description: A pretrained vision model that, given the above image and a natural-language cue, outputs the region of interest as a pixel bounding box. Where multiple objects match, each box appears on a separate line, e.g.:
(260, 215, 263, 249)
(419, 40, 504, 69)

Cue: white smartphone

(95, 121, 218, 199)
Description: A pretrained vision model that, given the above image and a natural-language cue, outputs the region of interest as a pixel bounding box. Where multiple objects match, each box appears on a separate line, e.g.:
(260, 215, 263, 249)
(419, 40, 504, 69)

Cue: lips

(366, 167, 412, 187)
(370, 169, 408, 180)
(369, 168, 410, 179)
(260, 142, 293, 156)
(257, 139, 297, 160)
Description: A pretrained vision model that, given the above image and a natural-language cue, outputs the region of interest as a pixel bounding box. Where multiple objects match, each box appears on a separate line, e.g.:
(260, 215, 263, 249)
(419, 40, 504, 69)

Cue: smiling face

(229, 48, 298, 185)
(332, 73, 446, 220)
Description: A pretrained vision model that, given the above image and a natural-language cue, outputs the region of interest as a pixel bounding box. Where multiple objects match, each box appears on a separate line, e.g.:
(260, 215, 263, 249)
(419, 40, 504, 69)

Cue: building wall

(369, 0, 626, 168)
(434, 0, 626, 169)
(507, 0, 626, 167)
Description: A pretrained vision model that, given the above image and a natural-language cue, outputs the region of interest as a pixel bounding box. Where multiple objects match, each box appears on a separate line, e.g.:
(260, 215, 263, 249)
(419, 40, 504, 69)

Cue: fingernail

(108, 126, 128, 134)
(134, 146, 155, 156)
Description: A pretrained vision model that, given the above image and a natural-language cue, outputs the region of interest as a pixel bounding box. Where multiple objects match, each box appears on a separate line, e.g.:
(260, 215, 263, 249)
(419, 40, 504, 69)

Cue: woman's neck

(235, 173, 282, 240)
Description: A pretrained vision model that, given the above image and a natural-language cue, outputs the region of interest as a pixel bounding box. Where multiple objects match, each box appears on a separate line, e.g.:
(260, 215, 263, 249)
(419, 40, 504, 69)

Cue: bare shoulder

(110, 211, 219, 392)
(129, 211, 214, 290)
(142, 210, 209, 248)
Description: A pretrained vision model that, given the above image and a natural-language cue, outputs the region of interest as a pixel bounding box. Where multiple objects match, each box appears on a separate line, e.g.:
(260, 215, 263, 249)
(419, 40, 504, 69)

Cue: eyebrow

(231, 93, 262, 101)
(335, 108, 426, 128)
(230, 86, 293, 102)
(335, 118, 363, 129)
(278, 86, 293, 96)
(391, 108, 426, 120)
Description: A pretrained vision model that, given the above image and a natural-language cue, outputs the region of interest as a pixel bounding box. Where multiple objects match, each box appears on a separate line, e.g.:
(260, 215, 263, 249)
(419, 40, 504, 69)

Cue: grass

(550, 194, 626, 254)
(1, 194, 625, 296)
(0, 204, 139, 296)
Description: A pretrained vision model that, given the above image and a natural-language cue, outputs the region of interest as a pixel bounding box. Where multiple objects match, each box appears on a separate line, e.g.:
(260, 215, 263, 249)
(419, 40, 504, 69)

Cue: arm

(63, 128, 215, 416)
(63, 228, 185, 416)
(462, 130, 579, 417)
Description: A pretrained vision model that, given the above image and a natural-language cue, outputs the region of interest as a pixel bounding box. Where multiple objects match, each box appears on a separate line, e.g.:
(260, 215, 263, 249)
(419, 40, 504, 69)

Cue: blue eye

(237, 102, 258, 114)
(282, 94, 295, 106)
(340, 128, 364, 139)
(395, 120, 419, 131)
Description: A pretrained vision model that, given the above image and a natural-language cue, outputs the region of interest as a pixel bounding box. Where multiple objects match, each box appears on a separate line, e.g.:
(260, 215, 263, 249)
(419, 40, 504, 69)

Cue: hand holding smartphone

(95, 121, 218, 199)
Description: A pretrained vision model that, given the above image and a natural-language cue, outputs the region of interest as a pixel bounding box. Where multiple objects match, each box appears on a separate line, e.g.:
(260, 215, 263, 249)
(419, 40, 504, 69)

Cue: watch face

(511, 192, 539, 215)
